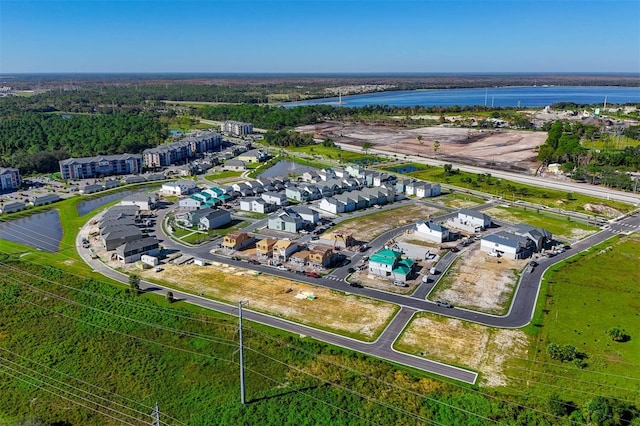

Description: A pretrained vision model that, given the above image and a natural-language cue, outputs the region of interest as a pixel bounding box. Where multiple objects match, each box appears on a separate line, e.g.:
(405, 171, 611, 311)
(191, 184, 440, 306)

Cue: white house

(0, 201, 26, 214)
(161, 180, 197, 196)
(178, 197, 203, 210)
(457, 209, 492, 231)
(415, 220, 450, 243)
(120, 192, 157, 211)
(319, 197, 343, 214)
(199, 209, 231, 230)
(223, 159, 247, 171)
(480, 231, 534, 259)
(262, 191, 288, 206)
(289, 206, 319, 224)
(239, 197, 276, 214)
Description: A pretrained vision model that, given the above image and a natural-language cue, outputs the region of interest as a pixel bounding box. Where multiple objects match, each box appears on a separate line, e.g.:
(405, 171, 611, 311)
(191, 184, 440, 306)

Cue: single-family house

(178, 197, 204, 210)
(256, 238, 277, 258)
(302, 171, 320, 183)
(368, 248, 415, 283)
(319, 197, 343, 214)
(262, 191, 288, 206)
(415, 220, 450, 243)
(308, 246, 335, 268)
(120, 192, 157, 211)
(239, 197, 276, 214)
(457, 209, 492, 231)
(285, 186, 306, 202)
(224, 159, 247, 171)
(199, 209, 231, 230)
(267, 211, 303, 233)
(238, 149, 269, 163)
(512, 224, 552, 252)
(290, 206, 319, 225)
(161, 180, 197, 196)
(115, 236, 160, 264)
(222, 232, 253, 250)
(480, 231, 535, 259)
(396, 178, 416, 194)
(334, 193, 357, 212)
(290, 250, 310, 265)
(272, 239, 299, 261)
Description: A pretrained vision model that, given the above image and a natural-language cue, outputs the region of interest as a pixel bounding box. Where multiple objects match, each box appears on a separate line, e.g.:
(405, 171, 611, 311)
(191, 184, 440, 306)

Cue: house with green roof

(368, 248, 415, 283)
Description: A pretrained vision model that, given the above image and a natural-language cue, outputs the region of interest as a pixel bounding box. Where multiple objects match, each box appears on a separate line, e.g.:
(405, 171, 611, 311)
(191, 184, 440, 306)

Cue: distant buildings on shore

(142, 131, 222, 168)
(220, 121, 253, 137)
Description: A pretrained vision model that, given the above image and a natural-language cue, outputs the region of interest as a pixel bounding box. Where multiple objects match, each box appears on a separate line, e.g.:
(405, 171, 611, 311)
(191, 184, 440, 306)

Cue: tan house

(308, 245, 335, 268)
(256, 238, 277, 258)
(222, 232, 253, 250)
(273, 239, 299, 261)
(290, 250, 310, 265)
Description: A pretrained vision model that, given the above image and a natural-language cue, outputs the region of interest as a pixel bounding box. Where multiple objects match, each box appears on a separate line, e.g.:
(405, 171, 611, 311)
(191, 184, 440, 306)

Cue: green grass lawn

(386, 162, 633, 215)
(288, 144, 384, 164)
(204, 170, 242, 181)
(506, 234, 640, 404)
(486, 205, 599, 241)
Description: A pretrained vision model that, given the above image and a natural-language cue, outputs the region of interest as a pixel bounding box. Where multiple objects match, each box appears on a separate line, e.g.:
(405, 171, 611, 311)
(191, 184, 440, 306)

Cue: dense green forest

(0, 112, 167, 174)
(1, 258, 635, 425)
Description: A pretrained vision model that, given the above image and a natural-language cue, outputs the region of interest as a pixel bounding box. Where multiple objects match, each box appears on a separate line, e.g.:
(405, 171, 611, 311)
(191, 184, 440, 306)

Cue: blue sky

(1, 0, 639, 73)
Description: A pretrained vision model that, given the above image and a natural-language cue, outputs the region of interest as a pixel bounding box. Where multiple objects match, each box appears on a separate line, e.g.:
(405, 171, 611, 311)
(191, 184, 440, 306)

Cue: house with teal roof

(368, 248, 415, 283)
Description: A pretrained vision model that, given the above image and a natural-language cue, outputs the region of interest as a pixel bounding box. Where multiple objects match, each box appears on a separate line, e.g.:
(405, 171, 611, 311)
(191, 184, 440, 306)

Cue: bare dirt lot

(296, 122, 547, 173)
(140, 262, 396, 341)
(396, 314, 529, 387)
(428, 246, 526, 314)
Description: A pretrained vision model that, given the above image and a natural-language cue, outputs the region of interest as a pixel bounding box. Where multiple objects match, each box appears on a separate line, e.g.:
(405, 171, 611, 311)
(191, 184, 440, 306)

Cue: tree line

(0, 112, 167, 174)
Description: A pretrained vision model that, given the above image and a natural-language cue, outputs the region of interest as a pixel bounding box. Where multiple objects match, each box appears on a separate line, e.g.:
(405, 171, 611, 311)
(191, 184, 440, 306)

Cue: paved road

(335, 142, 640, 206)
(78, 196, 640, 384)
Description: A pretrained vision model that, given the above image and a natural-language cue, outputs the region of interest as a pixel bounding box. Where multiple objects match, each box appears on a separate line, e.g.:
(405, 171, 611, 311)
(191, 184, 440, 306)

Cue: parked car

(349, 281, 363, 288)
(276, 265, 288, 271)
(311, 235, 319, 240)
(435, 300, 453, 308)
(154, 267, 164, 273)
(231, 256, 241, 261)
(304, 271, 321, 278)
(347, 267, 356, 274)
(529, 260, 539, 267)
(248, 259, 260, 265)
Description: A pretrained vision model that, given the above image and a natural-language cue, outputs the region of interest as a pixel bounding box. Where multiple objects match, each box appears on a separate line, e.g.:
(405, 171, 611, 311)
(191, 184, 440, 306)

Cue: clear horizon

(1, 0, 639, 74)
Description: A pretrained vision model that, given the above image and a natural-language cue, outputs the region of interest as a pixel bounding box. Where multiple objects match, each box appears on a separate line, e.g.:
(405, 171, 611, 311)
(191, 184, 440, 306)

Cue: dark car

(435, 300, 453, 308)
(231, 256, 241, 261)
(450, 247, 460, 253)
(304, 271, 321, 278)
(529, 260, 538, 267)
(248, 259, 260, 265)
(347, 267, 356, 274)
(349, 282, 363, 288)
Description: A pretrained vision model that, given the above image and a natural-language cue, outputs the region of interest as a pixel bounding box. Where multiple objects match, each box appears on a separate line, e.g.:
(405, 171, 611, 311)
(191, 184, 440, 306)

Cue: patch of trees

(0, 112, 167, 174)
(263, 129, 315, 147)
(547, 342, 588, 368)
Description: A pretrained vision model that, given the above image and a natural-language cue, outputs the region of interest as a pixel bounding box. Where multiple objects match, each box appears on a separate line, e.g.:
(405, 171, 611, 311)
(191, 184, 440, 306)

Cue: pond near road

(258, 160, 318, 179)
(0, 210, 63, 252)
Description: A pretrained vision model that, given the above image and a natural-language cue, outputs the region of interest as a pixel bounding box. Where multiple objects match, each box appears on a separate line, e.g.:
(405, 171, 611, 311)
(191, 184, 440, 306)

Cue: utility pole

(151, 401, 160, 426)
(238, 301, 246, 405)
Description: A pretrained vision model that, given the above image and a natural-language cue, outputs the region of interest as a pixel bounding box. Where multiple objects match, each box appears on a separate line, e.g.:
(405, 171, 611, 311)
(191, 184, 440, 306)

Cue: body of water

(259, 160, 318, 178)
(76, 190, 137, 216)
(286, 86, 640, 108)
(0, 210, 63, 252)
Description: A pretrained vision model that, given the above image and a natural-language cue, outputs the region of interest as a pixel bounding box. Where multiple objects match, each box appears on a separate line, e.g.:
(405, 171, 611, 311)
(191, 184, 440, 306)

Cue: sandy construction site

(296, 122, 547, 173)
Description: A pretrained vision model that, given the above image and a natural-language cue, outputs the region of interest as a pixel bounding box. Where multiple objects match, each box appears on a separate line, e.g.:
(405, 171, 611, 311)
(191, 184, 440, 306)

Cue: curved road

(78, 196, 640, 384)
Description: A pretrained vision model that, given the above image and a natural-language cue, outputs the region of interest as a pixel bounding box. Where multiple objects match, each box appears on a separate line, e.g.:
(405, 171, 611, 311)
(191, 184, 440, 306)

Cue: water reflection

(259, 160, 318, 178)
(0, 210, 63, 252)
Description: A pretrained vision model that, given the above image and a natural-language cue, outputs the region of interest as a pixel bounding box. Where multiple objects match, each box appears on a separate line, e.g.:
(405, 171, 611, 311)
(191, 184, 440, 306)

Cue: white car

(276, 265, 288, 271)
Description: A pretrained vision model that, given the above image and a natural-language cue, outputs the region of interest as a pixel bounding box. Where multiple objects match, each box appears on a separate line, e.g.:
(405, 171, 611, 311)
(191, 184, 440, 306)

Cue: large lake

(286, 86, 640, 108)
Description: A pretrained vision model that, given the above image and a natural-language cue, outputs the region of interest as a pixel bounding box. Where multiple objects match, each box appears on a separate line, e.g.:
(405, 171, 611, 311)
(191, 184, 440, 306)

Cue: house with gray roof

(288, 206, 319, 225)
(102, 226, 143, 251)
(262, 191, 288, 206)
(120, 193, 157, 211)
(415, 220, 450, 243)
(513, 224, 552, 252)
(448, 208, 492, 233)
(116, 236, 160, 263)
(480, 231, 535, 259)
(29, 194, 61, 207)
(199, 209, 231, 230)
(0, 201, 26, 214)
(268, 211, 303, 233)
(224, 159, 247, 171)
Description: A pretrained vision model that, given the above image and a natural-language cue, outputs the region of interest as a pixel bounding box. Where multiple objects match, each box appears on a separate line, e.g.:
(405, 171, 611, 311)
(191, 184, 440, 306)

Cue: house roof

(416, 220, 448, 233)
(513, 223, 552, 240)
(103, 226, 142, 241)
(274, 239, 296, 249)
(370, 248, 403, 266)
(392, 258, 415, 275)
(116, 237, 159, 256)
(201, 210, 230, 222)
(459, 208, 491, 221)
(482, 231, 529, 249)
(59, 154, 141, 166)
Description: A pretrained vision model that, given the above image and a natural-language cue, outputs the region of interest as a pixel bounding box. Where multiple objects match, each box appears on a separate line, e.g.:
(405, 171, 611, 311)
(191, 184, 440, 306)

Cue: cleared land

(296, 122, 547, 173)
(395, 314, 528, 387)
(427, 247, 525, 315)
(324, 203, 445, 242)
(141, 263, 397, 341)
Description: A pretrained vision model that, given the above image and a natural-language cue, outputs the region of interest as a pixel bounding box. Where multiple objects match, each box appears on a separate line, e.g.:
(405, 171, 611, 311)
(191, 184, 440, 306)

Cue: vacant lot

(141, 262, 397, 341)
(297, 122, 546, 172)
(513, 234, 640, 403)
(484, 206, 599, 242)
(395, 314, 528, 387)
(326, 203, 445, 242)
(428, 247, 525, 314)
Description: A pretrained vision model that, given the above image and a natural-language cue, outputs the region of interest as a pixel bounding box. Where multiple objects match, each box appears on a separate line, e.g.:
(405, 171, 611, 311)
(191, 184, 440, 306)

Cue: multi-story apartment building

(220, 121, 253, 136)
(59, 155, 142, 180)
(143, 131, 222, 168)
(0, 167, 21, 191)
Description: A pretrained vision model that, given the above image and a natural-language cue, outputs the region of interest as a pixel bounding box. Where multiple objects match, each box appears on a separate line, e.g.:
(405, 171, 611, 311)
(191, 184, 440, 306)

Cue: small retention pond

(76, 188, 156, 216)
(258, 160, 318, 178)
(0, 210, 63, 252)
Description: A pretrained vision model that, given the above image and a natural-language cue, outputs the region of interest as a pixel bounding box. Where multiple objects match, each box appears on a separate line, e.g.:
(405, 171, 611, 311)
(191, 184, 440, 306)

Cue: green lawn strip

(439, 191, 486, 207)
(204, 170, 243, 181)
(506, 234, 640, 403)
(382, 163, 633, 214)
(487, 206, 599, 240)
(287, 145, 384, 164)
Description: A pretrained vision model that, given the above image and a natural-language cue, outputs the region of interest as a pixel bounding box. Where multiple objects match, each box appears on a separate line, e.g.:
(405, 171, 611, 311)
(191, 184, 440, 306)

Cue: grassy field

(438, 191, 486, 208)
(287, 144, 385, 165)
(484, 206, 599, 242)
(506, 233, 640, 404)
(385, 163, 633, 215)
(581, 135, 640, 150)
(204, 170, 243, 181)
